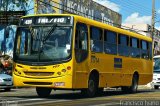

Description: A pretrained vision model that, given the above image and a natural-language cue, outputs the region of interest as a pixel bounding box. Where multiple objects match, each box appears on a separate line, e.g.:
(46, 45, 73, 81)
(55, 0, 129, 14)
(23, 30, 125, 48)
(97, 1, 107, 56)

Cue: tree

(0, 0, 30, 54)
(0, 0, 30, 12)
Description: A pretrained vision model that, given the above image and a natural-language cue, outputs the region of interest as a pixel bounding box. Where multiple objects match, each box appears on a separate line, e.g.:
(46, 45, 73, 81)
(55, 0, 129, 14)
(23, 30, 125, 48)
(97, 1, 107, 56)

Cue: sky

(93, 0, 160, 30)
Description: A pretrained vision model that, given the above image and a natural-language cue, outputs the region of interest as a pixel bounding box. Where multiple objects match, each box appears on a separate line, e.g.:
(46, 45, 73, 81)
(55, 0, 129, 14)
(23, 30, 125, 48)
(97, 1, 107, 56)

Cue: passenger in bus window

(80, 30, 87, 50)
(90, 40, 94, 51)
(91, 40, 100, 52)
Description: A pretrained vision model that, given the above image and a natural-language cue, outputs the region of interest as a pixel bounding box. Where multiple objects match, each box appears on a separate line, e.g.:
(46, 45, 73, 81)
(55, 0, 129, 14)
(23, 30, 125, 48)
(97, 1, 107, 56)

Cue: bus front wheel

(36, 87, 52, 97)
(81, 74, 98, 97)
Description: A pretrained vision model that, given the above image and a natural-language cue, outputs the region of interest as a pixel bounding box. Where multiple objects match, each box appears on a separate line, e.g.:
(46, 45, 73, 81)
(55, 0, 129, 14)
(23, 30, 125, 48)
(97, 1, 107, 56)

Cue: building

(34, 0, 122, 27)
(123, 23, 160, 55)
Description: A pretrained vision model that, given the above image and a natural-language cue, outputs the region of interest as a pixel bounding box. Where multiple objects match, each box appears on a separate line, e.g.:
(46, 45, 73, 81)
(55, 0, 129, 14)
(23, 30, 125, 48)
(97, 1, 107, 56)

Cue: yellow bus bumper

(13, 74, 72, 88)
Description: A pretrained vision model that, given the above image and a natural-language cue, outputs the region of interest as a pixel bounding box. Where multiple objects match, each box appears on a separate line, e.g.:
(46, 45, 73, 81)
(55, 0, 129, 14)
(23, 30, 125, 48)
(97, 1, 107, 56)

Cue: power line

(110, 0, 152, 13)
(125, 0, 152, 12)
(109, 0, 151, 16)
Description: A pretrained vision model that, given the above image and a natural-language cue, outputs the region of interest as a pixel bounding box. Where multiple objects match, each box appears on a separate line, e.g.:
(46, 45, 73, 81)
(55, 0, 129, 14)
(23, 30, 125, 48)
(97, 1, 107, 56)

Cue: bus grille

(30, 67, 46, 69)
(23, 82, 52, 85)
(24, 72, 54, 76)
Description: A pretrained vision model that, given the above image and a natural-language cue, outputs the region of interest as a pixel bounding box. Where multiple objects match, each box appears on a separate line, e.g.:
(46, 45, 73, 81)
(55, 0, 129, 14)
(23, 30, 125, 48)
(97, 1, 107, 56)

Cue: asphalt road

(0, 86, 160, 106)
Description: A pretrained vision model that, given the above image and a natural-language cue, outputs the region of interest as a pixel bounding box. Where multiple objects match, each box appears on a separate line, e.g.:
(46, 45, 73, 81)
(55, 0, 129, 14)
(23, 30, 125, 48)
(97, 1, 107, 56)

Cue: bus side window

(75, 23, 88, 63)
(118, 34, 129, 56)
(90, 26, 103, 52)
(149, 42, 152, 60)
(104, 30, 117, 54)
(130, 37, 140, 58)
(141, 40, 149, 59)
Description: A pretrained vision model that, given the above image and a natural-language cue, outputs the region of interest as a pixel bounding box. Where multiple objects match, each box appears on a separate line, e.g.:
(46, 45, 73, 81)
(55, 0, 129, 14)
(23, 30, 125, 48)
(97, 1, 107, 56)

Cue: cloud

(156, 26, 160, 30)
(124, 12, 151, 24)
(93, 0, 120, 12)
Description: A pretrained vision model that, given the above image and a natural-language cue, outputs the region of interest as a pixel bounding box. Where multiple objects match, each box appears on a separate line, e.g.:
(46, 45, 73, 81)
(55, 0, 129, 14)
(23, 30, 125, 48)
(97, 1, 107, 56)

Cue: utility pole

(151, 0, 155, 55)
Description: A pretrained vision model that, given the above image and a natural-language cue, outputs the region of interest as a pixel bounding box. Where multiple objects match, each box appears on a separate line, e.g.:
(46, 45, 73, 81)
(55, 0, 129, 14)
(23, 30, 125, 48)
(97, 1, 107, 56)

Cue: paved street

(1, 86, 160, 106)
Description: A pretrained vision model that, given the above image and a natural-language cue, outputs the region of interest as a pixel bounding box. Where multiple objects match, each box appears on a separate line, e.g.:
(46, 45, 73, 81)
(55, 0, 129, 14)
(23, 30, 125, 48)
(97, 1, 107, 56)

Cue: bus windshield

(14, 26, 72, 63)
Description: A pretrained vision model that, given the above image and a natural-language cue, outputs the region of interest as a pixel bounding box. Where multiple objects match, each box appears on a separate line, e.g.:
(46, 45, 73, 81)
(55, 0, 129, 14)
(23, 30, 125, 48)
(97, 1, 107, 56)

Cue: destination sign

(20, 16, 72, 26)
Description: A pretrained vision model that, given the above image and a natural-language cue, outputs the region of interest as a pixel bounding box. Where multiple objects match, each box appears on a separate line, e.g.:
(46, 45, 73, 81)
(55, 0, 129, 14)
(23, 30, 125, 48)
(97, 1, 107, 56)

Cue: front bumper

(0, 82, 13, 89)
(13, 73, 72, 88)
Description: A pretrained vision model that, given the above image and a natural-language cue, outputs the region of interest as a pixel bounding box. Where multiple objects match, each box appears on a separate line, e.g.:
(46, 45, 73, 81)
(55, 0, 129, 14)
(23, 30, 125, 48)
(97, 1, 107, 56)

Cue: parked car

(151, 55, 160, 89)
(0, 54, 13, 76)
(0, 71, 13, 91)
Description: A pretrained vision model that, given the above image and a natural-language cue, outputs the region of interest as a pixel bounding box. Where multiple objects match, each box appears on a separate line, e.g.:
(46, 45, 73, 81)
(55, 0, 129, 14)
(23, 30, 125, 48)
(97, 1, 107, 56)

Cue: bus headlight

(57, 72, 61, 75)
(67, 66, 71, 70)
(61, 69, 67, 73)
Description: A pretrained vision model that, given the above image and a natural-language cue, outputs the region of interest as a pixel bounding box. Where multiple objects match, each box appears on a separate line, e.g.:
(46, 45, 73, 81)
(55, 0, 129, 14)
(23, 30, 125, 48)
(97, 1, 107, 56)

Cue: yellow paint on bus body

(13, 14, 153, 89)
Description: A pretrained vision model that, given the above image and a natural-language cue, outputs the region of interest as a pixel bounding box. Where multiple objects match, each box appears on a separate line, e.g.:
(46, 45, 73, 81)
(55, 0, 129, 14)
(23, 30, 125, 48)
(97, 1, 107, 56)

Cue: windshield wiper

(29, 25, 35, 39)
(39, 24, 57, 58)
(43, 23, 57, 43)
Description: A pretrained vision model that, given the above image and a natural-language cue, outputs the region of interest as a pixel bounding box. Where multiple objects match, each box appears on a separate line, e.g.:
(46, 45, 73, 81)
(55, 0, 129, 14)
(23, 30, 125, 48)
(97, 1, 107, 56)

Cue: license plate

(54, 82, 65, 86)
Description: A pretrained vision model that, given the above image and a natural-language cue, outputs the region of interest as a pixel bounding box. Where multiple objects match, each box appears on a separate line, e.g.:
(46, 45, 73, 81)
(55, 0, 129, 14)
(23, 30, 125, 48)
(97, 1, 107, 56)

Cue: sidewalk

(138, 85, 152, 89)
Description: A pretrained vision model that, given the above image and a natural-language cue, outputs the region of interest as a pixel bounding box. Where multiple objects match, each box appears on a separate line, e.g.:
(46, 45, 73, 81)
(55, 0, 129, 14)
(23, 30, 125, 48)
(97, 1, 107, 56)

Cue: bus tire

(129, 74, 138, 93)
(121, 86, 129, 93)
(4, 88, 11, 91)
(36, 87, 52, 98)
(81, 74, 98, 97)
(121, 74, 138, 93)
(97, 88, 104, 95)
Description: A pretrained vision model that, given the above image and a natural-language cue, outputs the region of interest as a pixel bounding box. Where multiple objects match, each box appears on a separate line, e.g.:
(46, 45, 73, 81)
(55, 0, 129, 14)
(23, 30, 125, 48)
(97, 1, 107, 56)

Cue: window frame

(104, 30, 117, 55)
(140, 40, 149, 59)
(130, 37, 140, 58)
(75, 22, 89, 63)
(90, 26, 103, 53)
(118, 34, 130, 56)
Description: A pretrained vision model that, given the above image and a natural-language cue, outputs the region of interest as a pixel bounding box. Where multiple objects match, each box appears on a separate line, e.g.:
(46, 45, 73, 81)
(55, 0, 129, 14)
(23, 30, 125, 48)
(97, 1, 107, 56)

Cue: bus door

(74, 22, 89, 88)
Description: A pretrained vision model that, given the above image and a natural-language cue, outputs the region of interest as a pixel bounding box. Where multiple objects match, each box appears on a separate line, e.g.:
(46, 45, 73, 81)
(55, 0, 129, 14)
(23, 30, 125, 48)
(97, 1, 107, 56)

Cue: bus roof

(21, 14, 152, 42)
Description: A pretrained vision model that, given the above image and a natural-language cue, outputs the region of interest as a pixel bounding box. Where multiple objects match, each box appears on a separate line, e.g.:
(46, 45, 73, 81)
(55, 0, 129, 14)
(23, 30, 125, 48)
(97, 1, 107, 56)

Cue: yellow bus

(13, 14, 153, 97)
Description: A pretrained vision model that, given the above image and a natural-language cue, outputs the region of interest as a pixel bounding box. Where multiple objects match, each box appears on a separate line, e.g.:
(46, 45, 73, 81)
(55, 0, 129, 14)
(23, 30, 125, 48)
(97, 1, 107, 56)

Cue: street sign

(0, 11, 26, 25)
